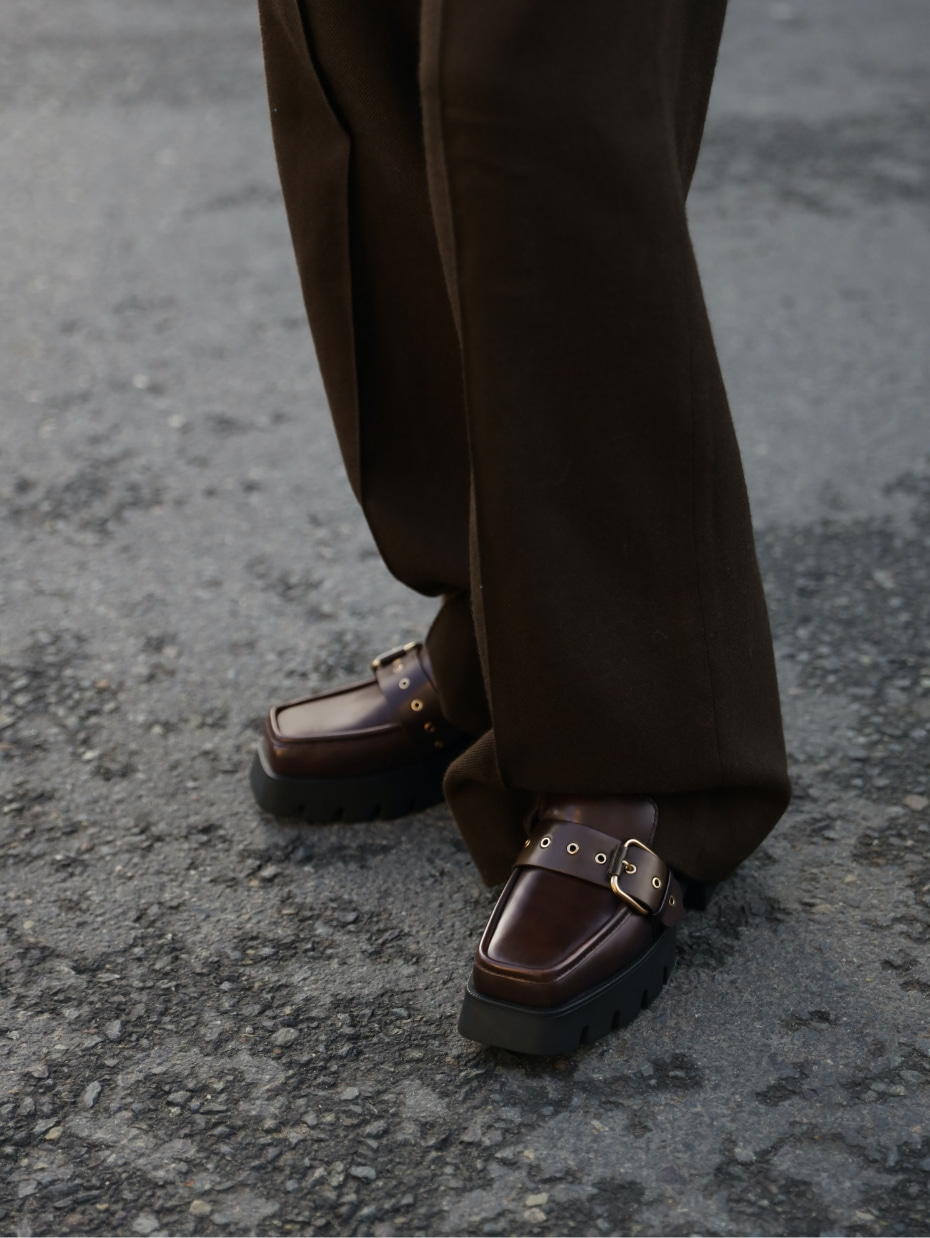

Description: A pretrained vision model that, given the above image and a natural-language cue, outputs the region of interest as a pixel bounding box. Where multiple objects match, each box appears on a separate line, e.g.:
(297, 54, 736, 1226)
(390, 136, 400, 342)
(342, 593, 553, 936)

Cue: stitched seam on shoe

(272, 723, 406, 746)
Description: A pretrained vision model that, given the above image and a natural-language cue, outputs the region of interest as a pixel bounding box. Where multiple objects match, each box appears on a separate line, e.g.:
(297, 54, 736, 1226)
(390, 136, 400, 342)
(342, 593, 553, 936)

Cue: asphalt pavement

(1, 2, 929, 1235)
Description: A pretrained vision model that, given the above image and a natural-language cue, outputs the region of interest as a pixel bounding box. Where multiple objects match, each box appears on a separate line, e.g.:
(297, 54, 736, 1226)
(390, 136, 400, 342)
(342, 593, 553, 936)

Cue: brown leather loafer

(458, 796, 715, 1056)
(250, 642, 470, 823)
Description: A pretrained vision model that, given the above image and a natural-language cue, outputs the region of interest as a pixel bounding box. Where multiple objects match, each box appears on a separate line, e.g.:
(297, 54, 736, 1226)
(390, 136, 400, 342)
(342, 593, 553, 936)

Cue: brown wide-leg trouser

(257, 0, 791, 885)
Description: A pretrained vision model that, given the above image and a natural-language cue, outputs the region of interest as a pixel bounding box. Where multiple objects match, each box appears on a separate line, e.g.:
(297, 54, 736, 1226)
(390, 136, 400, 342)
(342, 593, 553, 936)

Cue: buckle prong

(608, 838, 666, 915)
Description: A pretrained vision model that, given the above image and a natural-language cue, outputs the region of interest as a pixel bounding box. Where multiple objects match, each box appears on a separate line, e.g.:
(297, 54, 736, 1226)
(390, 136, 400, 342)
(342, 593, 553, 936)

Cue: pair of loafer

(251, 642, 713, 1056)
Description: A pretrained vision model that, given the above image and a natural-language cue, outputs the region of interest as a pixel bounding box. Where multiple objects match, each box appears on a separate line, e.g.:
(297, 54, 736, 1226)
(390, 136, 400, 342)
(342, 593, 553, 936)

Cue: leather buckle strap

(515, 820, 684, 927)
(373, 643, 462, 758)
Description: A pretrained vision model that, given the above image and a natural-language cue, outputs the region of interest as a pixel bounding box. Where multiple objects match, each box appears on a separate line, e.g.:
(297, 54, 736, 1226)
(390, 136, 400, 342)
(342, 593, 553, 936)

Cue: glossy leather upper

(262, 643, 466, 779)
(472, 796, 678, 1009)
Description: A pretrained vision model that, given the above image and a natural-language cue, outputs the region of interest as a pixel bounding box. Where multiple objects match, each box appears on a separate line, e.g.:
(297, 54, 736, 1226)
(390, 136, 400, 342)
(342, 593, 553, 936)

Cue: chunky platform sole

(458, 877, 717, 1056)
(249, 740, 467, 824)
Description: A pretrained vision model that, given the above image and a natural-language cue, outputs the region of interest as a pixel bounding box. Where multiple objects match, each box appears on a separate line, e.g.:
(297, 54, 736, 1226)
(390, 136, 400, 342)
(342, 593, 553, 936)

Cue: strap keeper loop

(370, 641, 418, 671)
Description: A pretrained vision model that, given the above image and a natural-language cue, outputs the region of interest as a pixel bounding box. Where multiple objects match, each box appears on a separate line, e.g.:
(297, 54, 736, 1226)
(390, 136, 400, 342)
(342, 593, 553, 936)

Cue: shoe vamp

(275, 680, 390, 737)
(484, 867, 652, 975)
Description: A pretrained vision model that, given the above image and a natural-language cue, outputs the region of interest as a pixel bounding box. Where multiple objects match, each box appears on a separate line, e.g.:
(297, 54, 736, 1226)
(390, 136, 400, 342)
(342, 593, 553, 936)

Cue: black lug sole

(458, 926, 679, 1057)
(249, 740, 466, 824)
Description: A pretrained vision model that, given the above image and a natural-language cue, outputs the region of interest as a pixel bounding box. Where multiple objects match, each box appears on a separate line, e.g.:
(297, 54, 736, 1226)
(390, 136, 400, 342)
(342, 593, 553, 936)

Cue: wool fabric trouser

(256, 0, 791, 885)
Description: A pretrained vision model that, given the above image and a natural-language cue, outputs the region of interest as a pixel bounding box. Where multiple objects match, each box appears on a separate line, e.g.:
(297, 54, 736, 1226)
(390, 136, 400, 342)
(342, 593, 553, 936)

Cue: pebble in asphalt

(1, 1, 929, 1235)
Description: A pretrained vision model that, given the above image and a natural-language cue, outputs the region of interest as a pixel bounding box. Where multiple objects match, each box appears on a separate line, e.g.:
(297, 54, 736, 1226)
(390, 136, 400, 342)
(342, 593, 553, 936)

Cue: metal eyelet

(595, 852, 607, 865)
(566, 843, 579, 855)
(399, 677, 410, 689)
(523, 839, 531, 848)
(410, 699, 423, 712)
(539, 836, 551, 848)
(652, 876, 662, 889)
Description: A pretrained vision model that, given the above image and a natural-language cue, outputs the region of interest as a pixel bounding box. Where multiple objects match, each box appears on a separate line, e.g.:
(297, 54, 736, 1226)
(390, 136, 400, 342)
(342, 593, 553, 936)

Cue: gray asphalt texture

(1, 2, 929, 1235)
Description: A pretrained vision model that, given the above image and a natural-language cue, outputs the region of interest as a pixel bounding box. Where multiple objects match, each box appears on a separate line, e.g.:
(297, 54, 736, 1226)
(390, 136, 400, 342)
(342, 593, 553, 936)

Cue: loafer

(458, 795, 715, 1056)
(250, 642, 470, 823)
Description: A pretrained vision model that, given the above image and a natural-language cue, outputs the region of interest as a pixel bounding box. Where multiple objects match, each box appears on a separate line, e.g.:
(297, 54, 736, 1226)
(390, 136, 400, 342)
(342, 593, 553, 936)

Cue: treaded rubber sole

(249, 740, 467, 824)
(458, 926, 679, 1056)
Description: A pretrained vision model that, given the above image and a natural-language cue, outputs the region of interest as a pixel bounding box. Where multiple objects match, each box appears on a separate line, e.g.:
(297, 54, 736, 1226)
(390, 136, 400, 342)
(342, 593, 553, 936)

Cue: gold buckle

(371, 641, 417, 671)
(609, 838, 665, 914)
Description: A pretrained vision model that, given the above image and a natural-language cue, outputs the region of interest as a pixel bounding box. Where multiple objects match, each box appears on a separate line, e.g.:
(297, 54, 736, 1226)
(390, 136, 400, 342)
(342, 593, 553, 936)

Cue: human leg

(253, 0, 489, 820)
(257, 0, 791, 1052)
(417, 0, 791, 1049)
(419, 0, 790, 887)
